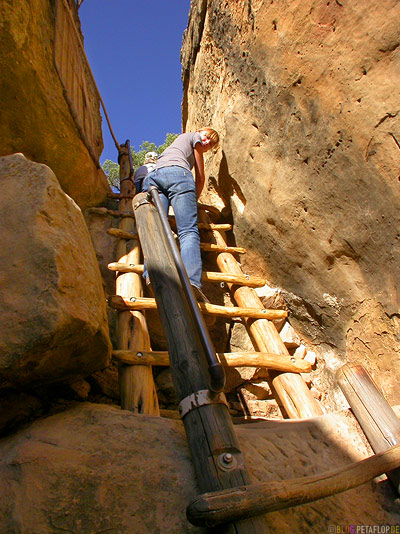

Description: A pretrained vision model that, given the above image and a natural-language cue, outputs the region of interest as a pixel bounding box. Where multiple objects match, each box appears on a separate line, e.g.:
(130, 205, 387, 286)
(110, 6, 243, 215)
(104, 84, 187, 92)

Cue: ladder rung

(107, 228, 138, 240)
(107, 195, 220, 214)
(106, 236, 244, 253)
(112, 349, 311, 373)
(86, 207, 135, 218)
(186, 444, 400, 527)
(197, 203, 221, 216)
(108, 262, 144, 274)
(169, 217, 232, 231)
(108, 295, 287, 320)
(201, 271, 265, 287)
(107, 263, 265, 287)
(200, 223, 232, 230)
(200, 243, 246, 254)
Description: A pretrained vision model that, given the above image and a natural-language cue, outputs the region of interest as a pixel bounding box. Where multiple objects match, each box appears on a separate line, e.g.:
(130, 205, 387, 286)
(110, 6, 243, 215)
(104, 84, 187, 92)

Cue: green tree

(102, 159, 120, 189)
(101, 133, 178, 190)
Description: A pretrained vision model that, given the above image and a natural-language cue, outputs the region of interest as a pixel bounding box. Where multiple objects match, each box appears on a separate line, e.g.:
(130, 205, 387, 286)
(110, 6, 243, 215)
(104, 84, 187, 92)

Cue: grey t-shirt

(156, 132, 202, 172)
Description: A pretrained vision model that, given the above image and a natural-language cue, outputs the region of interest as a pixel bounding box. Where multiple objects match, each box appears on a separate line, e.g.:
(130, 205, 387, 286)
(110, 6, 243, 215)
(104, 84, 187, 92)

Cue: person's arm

(193, 144, 206, 198)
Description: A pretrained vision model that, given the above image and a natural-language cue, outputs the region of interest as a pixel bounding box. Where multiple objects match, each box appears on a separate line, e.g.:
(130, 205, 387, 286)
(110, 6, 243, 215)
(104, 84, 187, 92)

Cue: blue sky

(79, 1, 191, 164)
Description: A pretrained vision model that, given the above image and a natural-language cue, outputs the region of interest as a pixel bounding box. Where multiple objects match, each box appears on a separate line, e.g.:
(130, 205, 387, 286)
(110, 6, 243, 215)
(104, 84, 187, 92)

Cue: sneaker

(191, 285, 210, 304)
(191, 285, 216, 327)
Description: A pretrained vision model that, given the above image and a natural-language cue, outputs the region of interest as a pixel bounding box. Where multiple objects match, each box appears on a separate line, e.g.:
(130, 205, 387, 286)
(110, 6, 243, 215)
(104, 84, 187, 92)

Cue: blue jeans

(142, 166, 202, 288)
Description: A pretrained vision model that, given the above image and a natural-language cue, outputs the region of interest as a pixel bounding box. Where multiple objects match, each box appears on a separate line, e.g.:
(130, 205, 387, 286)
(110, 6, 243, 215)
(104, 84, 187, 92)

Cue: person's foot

(191, 285, 210, 304)
(191, 285, 216, 327)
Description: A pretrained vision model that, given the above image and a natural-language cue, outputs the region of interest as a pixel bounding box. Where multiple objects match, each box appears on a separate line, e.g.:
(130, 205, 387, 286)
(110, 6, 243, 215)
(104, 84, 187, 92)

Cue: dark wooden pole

(337, 363, 400, 494)
(134, 192, 269, 534)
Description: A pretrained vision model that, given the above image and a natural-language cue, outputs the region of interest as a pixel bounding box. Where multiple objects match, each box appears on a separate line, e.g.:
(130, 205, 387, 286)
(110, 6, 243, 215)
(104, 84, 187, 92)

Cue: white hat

(144, 151, 158, 164)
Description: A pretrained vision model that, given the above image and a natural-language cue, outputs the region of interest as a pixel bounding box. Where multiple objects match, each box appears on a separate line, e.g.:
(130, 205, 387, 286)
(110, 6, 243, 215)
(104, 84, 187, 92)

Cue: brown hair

(198, 127, 219, 148)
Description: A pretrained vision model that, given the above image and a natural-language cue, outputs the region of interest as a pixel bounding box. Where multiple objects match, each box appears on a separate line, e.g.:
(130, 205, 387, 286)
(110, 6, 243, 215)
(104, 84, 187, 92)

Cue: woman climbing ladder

(142, 128, 219, 302)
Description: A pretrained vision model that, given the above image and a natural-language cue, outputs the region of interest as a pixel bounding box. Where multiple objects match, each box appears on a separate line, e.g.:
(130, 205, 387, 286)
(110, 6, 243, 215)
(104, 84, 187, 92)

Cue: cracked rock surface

(182, 0, 400, 406)
(0, 403, 399, 533)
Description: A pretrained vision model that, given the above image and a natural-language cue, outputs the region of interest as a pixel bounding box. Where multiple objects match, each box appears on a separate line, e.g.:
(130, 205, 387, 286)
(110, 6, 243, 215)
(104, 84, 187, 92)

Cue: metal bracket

(179, 389, 229, 419)
(216, 452, 238, 471)
(133, 198, 150, 211)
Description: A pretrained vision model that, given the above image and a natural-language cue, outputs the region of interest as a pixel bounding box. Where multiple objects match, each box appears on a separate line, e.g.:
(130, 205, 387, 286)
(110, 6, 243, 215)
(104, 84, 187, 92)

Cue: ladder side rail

(198, 209, 322, 419)
(115, 142, 159, 414)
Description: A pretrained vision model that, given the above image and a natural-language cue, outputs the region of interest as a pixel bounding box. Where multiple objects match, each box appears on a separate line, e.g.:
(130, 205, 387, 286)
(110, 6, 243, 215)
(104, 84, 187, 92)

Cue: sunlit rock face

(0, 154, 111, 390)
(0, 0, 110, 209)
(181, 0, 400, 406)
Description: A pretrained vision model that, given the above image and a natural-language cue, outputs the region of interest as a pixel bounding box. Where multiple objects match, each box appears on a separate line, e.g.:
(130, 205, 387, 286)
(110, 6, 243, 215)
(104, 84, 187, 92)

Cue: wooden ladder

(100, 165, 400, 531)
(106, 173, 322, 419)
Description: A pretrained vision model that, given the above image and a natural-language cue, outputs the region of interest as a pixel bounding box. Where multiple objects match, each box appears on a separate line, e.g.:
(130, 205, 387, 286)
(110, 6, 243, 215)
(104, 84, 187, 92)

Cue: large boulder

(0, 402, 398, 533)
(181, 0, 400, 406)
(0, 154, 111, 390)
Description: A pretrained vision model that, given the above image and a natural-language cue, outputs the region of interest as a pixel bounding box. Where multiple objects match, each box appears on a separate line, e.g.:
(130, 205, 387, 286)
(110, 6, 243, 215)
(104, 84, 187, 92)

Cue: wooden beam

(108, 295, 288, 320)
(112, 350, 312, 373)
(337, 363, 400, 494)
(198, 211, 322, 419)
(186, 442, 400, 527)
(108, 263, 266, 287)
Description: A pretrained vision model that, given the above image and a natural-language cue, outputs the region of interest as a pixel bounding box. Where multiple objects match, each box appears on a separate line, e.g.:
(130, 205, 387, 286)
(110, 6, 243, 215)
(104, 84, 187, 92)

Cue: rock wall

(0, 0, 110, 209)
(181, 0, 400, 406)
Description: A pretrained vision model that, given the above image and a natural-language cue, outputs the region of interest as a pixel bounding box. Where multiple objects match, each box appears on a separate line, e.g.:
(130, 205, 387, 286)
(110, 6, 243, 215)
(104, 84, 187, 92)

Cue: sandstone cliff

(0, 0, 110, 209)
(0, 3, 400, 531)
(181, 0, 400, 407)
